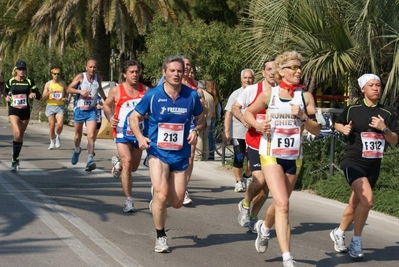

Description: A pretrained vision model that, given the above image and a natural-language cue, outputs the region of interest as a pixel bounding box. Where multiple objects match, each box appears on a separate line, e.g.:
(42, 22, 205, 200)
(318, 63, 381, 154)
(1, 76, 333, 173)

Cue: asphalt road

(0, 113, 398, 267)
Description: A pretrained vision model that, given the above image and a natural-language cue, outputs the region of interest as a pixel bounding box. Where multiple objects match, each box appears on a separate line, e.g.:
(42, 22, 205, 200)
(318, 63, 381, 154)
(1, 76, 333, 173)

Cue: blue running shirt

(134, 84, 203, 160)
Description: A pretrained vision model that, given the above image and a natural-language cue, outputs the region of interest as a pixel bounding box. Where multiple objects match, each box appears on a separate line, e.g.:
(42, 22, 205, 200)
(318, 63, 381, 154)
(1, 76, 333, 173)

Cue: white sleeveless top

(259, 86, 306, 160)
(76, 73, 99, 110)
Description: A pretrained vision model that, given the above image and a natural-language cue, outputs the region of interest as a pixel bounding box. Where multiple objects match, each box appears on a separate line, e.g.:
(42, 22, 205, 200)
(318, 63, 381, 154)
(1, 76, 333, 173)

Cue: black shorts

(231, 138, 247, 168)
(8, 107, 30, 120)
(342, 162, 380, 188)
(96, 122, 102, 130)
(247, 147, 261, 172)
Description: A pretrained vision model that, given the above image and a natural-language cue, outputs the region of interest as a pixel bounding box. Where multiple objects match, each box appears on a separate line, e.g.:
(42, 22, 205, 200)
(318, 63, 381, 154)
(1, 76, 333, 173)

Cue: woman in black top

(330, 74, 399, 260)
(4, 60, 41, 171)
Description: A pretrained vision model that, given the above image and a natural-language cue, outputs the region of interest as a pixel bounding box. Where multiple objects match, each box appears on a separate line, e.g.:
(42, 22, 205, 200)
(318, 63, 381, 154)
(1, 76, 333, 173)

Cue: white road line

(0, 170, 107, 266)
(0, 166, 143, 267)
(13, 161, 49, 176)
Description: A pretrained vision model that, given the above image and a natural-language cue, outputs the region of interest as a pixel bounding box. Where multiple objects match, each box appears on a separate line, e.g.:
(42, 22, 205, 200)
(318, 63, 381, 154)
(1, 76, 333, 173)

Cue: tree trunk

(91, 10, 111, 80)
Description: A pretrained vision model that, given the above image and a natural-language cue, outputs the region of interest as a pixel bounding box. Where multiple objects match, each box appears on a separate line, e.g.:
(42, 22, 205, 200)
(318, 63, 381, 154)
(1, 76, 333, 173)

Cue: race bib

(96, 109, 102, 123)
(51, 91, 62, 100)
(361, 132, 385, 158)
(12, 94, 28, 109)
(157, 123, 185, 150)
(77, 96, 95, 110)
(270, 127, 301, 159)
(124, 121, 144, 137)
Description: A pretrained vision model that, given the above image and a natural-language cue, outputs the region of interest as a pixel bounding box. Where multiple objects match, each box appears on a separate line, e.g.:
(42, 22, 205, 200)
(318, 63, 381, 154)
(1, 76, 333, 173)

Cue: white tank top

(259, 86, 306, 160)
(76, 73, 99, 110)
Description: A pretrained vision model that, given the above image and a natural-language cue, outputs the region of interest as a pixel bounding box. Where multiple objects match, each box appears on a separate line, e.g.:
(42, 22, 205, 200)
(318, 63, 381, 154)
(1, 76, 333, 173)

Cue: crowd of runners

(1, 52, 397, 267)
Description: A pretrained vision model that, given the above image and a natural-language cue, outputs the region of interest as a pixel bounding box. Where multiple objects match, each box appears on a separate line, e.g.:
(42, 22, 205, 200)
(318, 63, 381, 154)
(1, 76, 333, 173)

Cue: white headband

(358, 74, 380, 89)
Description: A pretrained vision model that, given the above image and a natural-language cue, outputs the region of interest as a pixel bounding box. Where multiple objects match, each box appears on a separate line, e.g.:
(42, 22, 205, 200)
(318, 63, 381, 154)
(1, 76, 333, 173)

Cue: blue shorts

(74, 107, 97, 123)
(115, 137, 139, 148)
(148, 148, 189, 171)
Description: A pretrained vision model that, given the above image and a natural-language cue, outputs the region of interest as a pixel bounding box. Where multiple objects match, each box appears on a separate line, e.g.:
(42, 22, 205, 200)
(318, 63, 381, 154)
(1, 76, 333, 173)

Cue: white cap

(357, 74, 380, 89)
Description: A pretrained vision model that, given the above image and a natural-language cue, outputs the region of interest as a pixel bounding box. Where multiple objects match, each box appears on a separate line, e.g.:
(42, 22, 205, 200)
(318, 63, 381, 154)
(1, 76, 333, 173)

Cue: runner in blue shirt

(129, 55, 205, 253)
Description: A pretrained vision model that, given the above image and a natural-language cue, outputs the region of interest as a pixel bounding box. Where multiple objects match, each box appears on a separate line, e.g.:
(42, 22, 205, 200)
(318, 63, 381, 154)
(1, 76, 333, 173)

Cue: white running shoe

(123, 198, 135, 213)
(254, 220, 269, 253)
(55, 136, 61, 148)
(154, 236, 170, 253)
(111, 156, 121, 179)
(183, 191, 193, 205)
(249, 217, 258, 234)
(348, 238, 364, 259)
(10, 160, 18, 172)
(234, 181, 245, 192)
(330, 228, 347, 252)
(283, 257, 297, 267)
(237, 200, 250, 227)
(48, 142, 55, 150)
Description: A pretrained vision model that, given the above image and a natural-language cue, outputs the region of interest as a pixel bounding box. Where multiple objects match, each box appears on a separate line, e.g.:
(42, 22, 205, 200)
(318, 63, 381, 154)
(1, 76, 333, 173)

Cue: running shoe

(85, 160, 96, 172)
(48, 142, 55, 150)
(154, 236, 170, 253)
(123, 198, 135, 213)
(330, 228, 347, 253)
(254, 220, 269, 253)
(249, 217, 258, 234)
(283, 257, 297, 267)
(348, 238, 364, 259)
(111, 156, 121, 179)
(183, 191, 193, 205)
(55, 136, 61, 148)
(10, 159, 18, 172)
(237, 200, 250, 227)
(234, 181, 245, 192)
(71, 148, 81, 165)
(242, 173, 251, 188)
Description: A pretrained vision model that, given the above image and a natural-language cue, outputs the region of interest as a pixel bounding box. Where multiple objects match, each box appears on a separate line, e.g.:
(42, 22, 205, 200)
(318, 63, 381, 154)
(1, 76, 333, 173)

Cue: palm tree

(242, 0, 399, 105)
(3, 0, 183, 80)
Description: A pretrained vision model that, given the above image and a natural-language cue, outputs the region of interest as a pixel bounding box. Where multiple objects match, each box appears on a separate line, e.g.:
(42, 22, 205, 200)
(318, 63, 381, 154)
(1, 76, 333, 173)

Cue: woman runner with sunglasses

(244, 51, 320, 267)
(4, 60, 41, 171)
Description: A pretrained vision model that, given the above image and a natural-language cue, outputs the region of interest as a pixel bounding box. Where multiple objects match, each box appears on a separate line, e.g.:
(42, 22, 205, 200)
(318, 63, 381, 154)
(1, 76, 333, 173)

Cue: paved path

(0, 112, 398, 267)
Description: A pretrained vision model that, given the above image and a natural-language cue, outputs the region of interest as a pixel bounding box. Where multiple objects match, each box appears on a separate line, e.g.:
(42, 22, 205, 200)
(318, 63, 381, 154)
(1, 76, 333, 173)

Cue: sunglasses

(52, 73, 60, 75)
(17, 68, 27, 71)
(283, 65, 301, 71)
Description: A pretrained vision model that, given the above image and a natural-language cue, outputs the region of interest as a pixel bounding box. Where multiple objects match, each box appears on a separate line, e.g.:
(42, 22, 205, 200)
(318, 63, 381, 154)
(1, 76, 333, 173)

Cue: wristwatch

(301, 115, 309, 122)
(383, 126, 391, 134)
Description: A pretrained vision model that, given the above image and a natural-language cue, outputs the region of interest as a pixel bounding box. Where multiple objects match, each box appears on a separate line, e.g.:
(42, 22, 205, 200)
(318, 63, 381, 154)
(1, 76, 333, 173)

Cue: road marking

(0, 165, 143, 267)
(13, 161, 50, 176)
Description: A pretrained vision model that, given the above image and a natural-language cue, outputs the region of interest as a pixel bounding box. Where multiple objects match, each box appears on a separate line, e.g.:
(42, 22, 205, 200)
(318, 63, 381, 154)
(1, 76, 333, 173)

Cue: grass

(299, 134, 399, 218)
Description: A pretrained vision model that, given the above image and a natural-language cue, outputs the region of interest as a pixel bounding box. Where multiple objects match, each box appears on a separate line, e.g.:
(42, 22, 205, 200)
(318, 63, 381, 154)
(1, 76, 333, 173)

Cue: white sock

(50, 139, 55, 144)
(88, 154, 93, 162)
(352, 235, 362, 242)
(261, 223, 271, 236)
(75, 147, 81, 153)
(56, 134, 60, 139)
(282, 252, 292, 261)
(335, 227, 345, 236)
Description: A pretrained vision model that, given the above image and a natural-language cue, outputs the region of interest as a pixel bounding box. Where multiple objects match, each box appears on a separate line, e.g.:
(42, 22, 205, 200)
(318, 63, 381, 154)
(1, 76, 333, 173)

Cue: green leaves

(139, 17, 246, 99)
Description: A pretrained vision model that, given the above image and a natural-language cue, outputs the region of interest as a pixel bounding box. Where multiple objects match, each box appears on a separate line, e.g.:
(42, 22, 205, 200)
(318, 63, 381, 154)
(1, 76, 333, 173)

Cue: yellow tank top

(47, 81, 65, 106)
